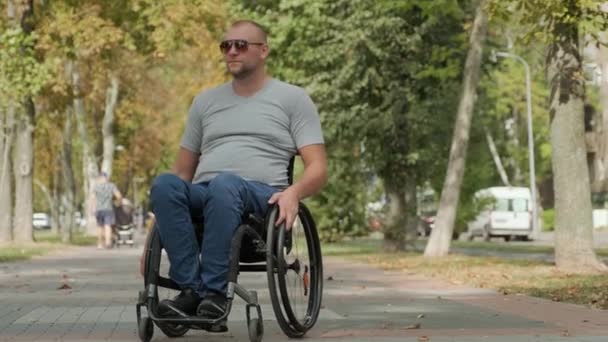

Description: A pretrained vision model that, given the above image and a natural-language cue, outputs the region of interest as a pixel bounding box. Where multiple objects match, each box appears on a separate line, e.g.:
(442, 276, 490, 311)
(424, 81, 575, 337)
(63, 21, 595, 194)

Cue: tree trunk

(383, 182, 407, 252)
(13, 99, 35, 243)
(50, 156, 60, 235)
(424, 0, 488, 257)
(594, 30, 608, 192)
(61, 109, 76, 243)
(485, 128, 510, 186)
(100, 74, 119, 177)
(0, 105, 15, 242)
(10, 0, 36, 244)
(548, 12, 606, 272)
(68, 60, 99, 235)
(507, 107, 524, 184)
(404, 174, 418, 248)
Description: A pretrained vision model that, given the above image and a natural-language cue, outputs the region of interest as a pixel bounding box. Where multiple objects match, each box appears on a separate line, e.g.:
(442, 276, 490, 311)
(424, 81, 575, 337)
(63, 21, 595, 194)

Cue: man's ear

(261, 45, 270, 59)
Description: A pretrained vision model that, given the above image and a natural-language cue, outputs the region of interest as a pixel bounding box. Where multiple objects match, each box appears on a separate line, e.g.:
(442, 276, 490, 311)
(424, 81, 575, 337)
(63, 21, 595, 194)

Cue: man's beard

(228, 63, 255, 79)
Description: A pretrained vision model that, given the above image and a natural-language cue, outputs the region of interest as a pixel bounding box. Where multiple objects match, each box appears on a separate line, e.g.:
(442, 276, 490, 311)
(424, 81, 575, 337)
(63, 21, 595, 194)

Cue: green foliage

(488, 0, 608, 44)
(304, 150, 369, 242)
(232, 0, 468, 242)
(476, 48, 552, 184)
(543, 208, 555, 231)
(0, 28, 53, 103)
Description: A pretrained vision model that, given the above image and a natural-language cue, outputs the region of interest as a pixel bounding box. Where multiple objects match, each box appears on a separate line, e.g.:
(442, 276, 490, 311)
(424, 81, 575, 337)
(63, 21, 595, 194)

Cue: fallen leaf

(327, 276, 334, 281)
(405, 323, 421, 329)
(57, 283, 72, 290)
(418, 336, 430, 342)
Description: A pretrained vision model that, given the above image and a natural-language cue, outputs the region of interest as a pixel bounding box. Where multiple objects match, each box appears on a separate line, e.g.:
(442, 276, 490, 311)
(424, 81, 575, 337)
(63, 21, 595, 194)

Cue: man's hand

(268, 187, 300, 230)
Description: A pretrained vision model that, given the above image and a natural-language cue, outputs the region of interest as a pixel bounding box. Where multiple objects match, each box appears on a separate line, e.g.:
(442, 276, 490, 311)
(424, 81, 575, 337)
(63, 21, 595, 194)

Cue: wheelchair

(136, 163, 324, 342)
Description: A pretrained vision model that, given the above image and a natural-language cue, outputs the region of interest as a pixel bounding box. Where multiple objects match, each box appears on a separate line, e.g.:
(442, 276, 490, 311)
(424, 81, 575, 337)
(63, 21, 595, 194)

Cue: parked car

(466, 187, 532, 242)
(74, 212, 87, 227)
(365, 198, 386, 232)
(32, 212, 51, 230)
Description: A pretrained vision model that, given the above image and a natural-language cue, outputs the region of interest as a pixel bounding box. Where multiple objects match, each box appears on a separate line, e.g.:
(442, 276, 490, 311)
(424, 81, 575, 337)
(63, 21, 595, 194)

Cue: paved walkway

(1, 238, 607, 341)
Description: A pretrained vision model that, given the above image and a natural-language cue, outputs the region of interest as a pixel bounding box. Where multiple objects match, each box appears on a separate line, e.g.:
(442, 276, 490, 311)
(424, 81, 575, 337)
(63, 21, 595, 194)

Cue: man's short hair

(230, 19, 268, 42)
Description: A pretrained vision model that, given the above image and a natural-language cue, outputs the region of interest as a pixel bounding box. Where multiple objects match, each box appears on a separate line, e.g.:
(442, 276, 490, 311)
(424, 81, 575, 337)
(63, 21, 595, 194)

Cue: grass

(452, 239, 608, 257)
(323, 238, 608, 309)
(34, 230, 97, 246)
(0, 245, 56, 262)
(0, 230, 97, 263)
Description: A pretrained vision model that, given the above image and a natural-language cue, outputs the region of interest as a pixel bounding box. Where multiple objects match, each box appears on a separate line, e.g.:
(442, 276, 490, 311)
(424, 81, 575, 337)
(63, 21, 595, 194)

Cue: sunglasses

(219, 39, 265, 54)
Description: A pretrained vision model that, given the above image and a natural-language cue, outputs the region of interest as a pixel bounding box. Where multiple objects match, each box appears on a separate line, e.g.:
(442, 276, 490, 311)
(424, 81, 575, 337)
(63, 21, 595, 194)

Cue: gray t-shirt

(180, 79, 324, 188)
(94, 182, 117, 211)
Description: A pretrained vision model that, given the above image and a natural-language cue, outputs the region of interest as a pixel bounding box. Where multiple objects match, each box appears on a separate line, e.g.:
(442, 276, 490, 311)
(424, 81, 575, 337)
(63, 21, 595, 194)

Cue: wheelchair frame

(136, 200, 324, 342)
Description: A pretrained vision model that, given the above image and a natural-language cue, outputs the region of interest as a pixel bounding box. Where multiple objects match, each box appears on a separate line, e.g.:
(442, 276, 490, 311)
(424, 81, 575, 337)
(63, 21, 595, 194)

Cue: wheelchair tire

(138, 316, 154, 342)
(247, 317, 263, 342)
(266, 204, 323, 338)
(144, 226, 191, 338)
(144, 227, 162, 293)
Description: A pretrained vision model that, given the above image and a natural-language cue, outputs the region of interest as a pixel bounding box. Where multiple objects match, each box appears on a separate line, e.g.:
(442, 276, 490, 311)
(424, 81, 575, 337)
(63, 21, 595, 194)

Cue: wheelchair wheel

(143, 226, 190, 338)
(266, 204, 323, 338)
(247, 317, 263, 342)
(138, 316, 153, 342)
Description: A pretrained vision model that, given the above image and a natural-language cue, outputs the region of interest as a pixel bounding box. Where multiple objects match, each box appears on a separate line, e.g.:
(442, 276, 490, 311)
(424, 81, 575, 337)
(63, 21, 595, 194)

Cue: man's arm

(173, 147, 200, 182)
(268, 143, 327, 229)
(113, 186, 122, 202)
(291, 144, 327, 199)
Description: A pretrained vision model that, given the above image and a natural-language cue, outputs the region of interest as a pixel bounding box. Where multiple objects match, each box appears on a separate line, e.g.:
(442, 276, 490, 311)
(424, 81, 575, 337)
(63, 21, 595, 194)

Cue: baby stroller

(113, 199, 135, 247)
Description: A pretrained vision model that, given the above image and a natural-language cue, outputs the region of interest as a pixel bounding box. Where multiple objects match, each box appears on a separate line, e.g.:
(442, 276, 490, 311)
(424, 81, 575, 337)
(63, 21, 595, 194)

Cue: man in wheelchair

(143, 19, 327, 331)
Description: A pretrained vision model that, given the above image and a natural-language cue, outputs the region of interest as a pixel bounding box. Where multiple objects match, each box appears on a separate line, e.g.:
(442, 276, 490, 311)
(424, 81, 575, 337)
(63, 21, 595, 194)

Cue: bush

(295, 152, 369, 242)
(542, 209, 555, 231)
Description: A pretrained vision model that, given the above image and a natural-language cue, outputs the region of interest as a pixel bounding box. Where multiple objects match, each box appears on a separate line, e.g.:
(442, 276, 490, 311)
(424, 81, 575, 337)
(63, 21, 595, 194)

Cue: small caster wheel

(138, 316, 153, 342)
(248, 317, 264, 342)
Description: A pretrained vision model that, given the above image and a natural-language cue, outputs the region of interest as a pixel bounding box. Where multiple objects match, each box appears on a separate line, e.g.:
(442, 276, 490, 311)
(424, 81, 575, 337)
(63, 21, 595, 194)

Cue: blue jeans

(150, 172, 278, 297)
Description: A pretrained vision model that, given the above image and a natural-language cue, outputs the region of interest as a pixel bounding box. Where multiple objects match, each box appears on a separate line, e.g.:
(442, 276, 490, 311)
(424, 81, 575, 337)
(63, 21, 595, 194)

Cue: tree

(590, 9, 608, 192)
(425, 0, 489, 257)
(233, 0, 467, 246)
(2, 0, 51, 243)
(490, 0, 608, 272)
(546, 1, 606, 271)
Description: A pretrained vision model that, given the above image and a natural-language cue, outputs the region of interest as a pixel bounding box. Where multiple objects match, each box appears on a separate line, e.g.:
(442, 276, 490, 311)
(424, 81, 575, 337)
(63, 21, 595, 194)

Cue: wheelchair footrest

(198, 321, 228, 333)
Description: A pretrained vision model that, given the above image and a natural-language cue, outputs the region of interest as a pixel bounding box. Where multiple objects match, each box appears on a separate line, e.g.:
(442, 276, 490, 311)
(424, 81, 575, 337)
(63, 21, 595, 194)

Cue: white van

(467, 187, 532, 242)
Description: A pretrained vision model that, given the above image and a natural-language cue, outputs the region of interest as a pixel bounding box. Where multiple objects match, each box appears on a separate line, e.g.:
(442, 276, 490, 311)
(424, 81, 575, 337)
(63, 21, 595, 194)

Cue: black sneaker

(196, 293, 228, 332)
(157, 288, 201, 317)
